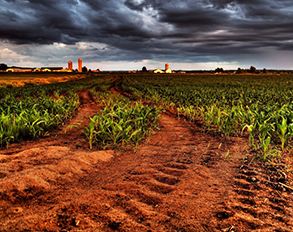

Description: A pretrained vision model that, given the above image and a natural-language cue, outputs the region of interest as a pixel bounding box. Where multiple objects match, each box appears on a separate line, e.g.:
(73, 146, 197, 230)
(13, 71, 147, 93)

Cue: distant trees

(236, 68, 242, 74)
(215, 67, 224, 73)
(142, 66, 148, 72)
(250, 66, 256, 73)
(235, 66, 258, 74)
(82, 66, 88, 73)
(0, 63, 8, 71)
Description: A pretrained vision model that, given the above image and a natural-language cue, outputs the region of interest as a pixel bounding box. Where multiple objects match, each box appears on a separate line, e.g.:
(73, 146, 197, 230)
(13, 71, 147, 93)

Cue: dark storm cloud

(1, 0, 293, 64)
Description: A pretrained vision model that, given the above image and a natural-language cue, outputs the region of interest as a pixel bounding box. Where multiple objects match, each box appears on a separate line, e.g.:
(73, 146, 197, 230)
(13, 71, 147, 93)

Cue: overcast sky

(1, 0, 293, 70)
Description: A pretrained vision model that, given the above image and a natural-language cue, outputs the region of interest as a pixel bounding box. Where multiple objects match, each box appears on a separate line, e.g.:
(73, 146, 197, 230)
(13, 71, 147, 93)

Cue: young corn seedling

(242, 124, 257, 149)
(278, 117, 288, 151)
(260, 136, 271, 161)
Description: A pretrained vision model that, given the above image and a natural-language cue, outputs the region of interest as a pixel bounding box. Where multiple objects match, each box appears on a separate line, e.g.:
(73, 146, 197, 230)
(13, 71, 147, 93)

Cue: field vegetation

(85, 93, 159, 149)
(0, 75, 114, 147)
(0, 86, 77, 147)
(0, 74, 160, 149)
(0, 72, 86, 87)
(121, 74, 293, 160)
(0, 73, 292, 160)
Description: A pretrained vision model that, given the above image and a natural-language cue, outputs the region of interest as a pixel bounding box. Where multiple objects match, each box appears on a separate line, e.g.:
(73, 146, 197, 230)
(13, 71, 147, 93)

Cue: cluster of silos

(67, 58, 83, 72)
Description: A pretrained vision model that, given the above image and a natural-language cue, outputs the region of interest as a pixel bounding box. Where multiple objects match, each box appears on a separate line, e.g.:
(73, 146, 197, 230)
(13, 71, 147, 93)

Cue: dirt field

(0, 91, 292, 232)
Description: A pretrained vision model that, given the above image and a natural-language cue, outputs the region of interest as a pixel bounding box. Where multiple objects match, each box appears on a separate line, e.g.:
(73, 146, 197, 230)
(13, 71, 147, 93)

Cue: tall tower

(78, 58, 82, 73)
(165, 63, 170, 71)
(68, 60, 73, 71)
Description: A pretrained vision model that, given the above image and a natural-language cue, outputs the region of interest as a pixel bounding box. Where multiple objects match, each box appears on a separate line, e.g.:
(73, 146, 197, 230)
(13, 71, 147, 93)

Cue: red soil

(0, 91, 292, 231)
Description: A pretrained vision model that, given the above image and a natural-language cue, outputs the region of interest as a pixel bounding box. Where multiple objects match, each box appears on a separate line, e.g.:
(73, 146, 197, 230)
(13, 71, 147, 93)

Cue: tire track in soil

(217, 156, 293, 232)
(0, 110, 248, 231)
(74, 114, 244, 232)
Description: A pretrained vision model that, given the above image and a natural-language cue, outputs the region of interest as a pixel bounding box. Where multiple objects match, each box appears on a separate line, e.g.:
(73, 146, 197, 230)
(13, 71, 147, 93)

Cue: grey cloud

(0, 0, 293, 66)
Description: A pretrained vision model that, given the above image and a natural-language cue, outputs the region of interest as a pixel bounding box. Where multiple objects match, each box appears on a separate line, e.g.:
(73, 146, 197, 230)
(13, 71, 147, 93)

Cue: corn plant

(85, 100, 160, 149)
(278, 117, 288, 151)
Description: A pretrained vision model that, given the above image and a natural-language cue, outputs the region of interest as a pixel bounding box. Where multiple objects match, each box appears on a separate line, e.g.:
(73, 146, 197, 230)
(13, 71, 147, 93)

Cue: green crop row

(0, 92, 79, 147)
(85, 98, 160, 149)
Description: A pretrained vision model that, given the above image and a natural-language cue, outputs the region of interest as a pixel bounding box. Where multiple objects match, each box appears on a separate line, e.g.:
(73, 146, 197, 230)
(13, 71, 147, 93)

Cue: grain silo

(165, 63, 170, 71)
(78, 58, 82, 73)
(68, 60, 73, 71)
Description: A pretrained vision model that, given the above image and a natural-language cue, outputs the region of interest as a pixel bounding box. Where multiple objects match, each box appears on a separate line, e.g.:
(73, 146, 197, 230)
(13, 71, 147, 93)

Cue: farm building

(6, 67, 33, 72)
(41, 67, 64, 72)
(154, 69, 164, 73)
(165, 68, 172, 73)
(153, 64, 173, 73)
(33, 67, 69, 72)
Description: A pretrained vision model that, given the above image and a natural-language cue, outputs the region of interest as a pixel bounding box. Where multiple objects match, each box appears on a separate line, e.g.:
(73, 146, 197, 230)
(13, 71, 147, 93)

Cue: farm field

(0, 72, 87, 87)
(0, 73, 292, 231)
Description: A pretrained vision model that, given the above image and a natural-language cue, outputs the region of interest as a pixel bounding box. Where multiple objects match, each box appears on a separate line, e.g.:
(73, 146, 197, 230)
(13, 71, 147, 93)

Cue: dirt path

(0, 96, 292, 231)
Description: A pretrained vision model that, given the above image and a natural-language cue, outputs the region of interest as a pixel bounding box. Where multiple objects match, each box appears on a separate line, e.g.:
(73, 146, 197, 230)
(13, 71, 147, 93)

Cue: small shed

(154, 69, 164, 73)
